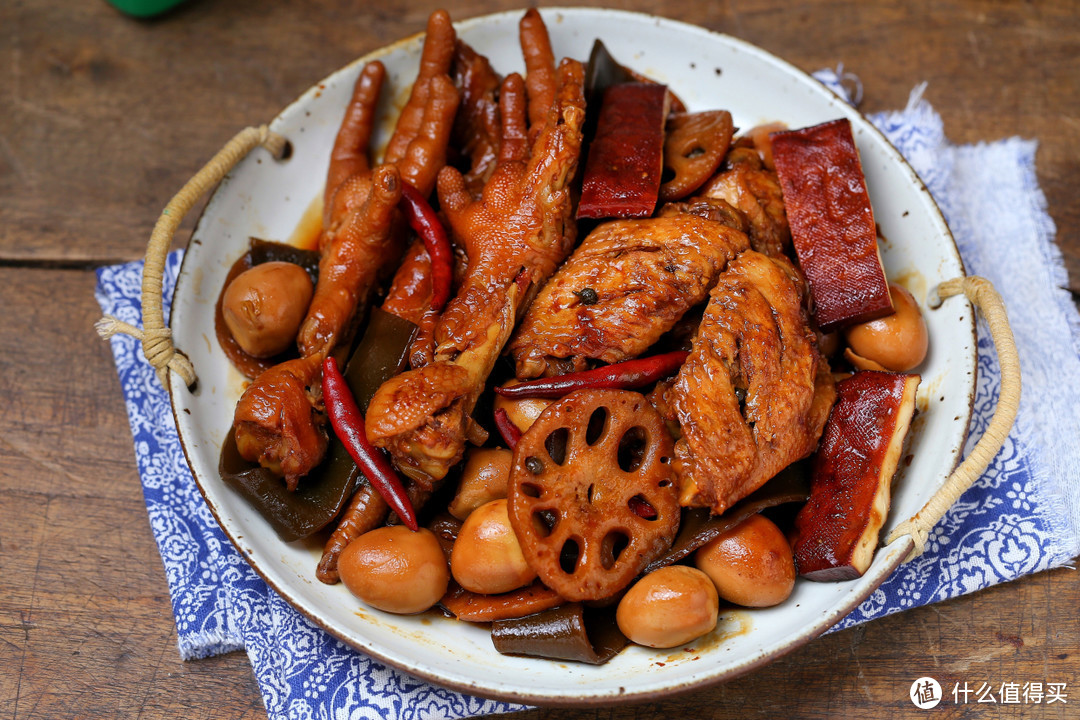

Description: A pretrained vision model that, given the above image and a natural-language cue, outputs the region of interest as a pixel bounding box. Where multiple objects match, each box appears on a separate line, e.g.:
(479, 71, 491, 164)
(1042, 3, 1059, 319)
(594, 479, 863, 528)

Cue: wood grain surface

(1, 1, 1077, 718)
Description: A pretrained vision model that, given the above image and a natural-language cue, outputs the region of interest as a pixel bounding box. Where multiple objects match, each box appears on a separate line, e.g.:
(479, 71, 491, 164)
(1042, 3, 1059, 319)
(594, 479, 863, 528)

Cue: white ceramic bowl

(170, 7, 976, 705)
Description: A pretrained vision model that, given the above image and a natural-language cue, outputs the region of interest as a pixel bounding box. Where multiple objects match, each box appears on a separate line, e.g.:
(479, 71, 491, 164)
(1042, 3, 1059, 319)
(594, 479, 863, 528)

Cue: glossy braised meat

(380, 236, 441, 369)
(300, 11, 459, 358)
(298, 165, 406, 358)
(380, 238, 434, 328)
(520, 7, 557, 142)
(450, 39, 503, 198)
(233, 358, 327, 491)
(508, 213, 750, 379)
(232, 11, 460, 485)
(366, 12, 587, 486)
(657, 196, 750, 235)
(697, 146, 790, 258)
(666, 250, 836, 514)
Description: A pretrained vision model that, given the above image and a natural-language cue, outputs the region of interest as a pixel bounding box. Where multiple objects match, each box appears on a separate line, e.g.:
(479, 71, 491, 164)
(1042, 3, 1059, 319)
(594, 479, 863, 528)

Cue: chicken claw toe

(298, 165, 402, 359)
(324, 60, 385, 221)
(393, 74, 461, 198)
(366, 14, 587, 484)
(519, 8, 556, 137)
(383, 8, 457, 166)
(497, 73, 529, 165)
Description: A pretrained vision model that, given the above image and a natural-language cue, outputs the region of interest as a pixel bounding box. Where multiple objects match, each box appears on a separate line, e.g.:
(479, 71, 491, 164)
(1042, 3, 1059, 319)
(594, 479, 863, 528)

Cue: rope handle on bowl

(95, 125, 289, 390)
(886, 275, 1021, 561)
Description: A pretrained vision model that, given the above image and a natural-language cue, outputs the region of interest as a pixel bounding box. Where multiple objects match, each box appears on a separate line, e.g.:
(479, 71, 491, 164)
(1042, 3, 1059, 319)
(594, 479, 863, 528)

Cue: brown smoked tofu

(771, 119, 893, 331)
(577, 83, 669, 220)
(793, 371, 920, 581)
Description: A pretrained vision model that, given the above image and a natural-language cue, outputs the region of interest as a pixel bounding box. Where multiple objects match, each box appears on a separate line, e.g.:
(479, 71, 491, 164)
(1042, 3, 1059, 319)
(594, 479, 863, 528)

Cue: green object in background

(105, 0, 189, 18)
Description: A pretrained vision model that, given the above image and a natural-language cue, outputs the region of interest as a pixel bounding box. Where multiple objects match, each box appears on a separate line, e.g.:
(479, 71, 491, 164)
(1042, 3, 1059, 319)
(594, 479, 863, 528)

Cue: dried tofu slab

(771, 119, 893, 331)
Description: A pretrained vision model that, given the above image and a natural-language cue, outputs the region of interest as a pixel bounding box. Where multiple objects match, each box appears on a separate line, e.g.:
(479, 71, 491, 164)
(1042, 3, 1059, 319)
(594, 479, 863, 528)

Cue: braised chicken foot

(233, 357, 326, 491)
(232, 11, 460, 485)
(366, 21, 587, 486)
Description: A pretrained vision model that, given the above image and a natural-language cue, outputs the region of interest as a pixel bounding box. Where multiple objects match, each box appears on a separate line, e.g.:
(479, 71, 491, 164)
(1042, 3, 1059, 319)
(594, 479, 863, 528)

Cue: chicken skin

(509, 213, 750, 379)
(697, 145, 790, 258)
(668, 250, 835, 514)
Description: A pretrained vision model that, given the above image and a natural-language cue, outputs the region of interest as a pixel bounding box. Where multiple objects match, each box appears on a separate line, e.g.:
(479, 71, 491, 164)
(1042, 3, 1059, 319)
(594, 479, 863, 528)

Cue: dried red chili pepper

(321, 356, 419, 531)
(400, 182, 453, 313)
(495, 351, 690, 399)
(493, 407, 522, 450)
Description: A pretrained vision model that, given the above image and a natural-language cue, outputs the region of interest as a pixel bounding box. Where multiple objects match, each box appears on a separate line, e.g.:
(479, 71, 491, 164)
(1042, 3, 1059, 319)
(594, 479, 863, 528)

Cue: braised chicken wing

(657, 196, 750, 235)
(667, 250, 835, 514)
(698, 146, 790, 258)
(366, 12, 587, 486)
(509, 214, 750, 379)
(233, 358, 327, 490)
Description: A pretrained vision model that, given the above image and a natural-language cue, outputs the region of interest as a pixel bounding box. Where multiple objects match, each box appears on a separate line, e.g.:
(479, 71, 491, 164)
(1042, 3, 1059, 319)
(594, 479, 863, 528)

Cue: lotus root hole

(617, 426, 648, 472)
(559, 538, 581, 574)
(629, 494, 657, 519)
(585, 406, 608, 446)
(520, 481, 542, 498)
(601, 529, 630, 569)
(545, 427, 569, 465)
(532, 509, 558, 538)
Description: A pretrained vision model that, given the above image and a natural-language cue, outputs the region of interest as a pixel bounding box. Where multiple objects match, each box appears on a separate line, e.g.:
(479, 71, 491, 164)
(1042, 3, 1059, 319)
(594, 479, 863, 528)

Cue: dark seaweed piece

(219, 308, 417, 541)
(249, 237, 320, 285)
(583, 40, 635, 139)
(220, 424, 360, 542)
(491, 602, 628, 665)
(340, 307, 417, 415)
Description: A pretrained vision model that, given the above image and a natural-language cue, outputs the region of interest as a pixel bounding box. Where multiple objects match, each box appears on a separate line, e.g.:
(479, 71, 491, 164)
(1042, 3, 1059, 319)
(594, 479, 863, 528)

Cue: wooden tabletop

(2, 0, 1077, 718)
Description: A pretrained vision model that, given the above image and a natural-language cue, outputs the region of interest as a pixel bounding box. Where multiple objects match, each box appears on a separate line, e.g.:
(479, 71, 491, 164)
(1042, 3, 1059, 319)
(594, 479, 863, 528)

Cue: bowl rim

(169, 6, 976, 706)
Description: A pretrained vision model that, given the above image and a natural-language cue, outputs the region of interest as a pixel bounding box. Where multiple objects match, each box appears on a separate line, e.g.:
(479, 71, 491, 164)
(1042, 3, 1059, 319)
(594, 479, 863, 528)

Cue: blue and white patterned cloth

(95, 76, 1080, 718)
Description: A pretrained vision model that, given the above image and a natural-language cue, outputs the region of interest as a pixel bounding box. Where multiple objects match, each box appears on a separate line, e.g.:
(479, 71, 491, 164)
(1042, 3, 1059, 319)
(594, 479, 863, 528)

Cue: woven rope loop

(94, 125, 287, 390)
(886, 275, 1021, 561)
